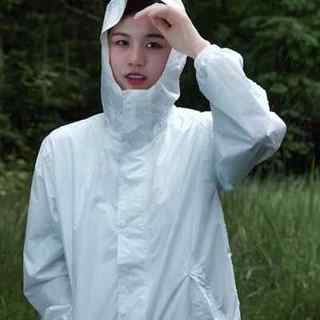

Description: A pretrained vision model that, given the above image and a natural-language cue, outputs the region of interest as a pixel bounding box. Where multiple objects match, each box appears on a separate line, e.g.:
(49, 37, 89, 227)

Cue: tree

(0, 0, 319, 173)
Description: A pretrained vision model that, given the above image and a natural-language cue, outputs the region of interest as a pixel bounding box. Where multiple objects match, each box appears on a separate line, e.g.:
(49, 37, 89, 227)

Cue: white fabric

(23, 0, 287, 319)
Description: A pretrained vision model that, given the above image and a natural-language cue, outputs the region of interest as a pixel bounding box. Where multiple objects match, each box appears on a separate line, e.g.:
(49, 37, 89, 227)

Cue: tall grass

(223, 175, 320, 320)
(0, 189, 37, 319)
(0, 175, 319, 319)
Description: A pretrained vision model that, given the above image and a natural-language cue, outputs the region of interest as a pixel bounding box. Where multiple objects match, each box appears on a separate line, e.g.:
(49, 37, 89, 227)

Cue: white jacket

(23, 0, 287, 319)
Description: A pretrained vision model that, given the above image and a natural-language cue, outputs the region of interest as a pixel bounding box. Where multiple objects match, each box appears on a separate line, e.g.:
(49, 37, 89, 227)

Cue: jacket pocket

(188, 267, 226, 320)
(42, 304, 72, 320)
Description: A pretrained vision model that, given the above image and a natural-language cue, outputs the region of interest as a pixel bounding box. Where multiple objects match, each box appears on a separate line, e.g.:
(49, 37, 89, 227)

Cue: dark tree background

(1, 0, 320, 174)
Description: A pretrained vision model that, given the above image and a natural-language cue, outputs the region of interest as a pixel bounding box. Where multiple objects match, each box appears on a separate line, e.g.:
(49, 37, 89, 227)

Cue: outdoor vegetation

(0, 0, 319, 319)
(0, 176, 319, 319)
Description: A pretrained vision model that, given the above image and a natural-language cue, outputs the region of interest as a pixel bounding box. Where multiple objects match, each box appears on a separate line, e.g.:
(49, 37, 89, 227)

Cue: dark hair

(123, 0, 164, 16)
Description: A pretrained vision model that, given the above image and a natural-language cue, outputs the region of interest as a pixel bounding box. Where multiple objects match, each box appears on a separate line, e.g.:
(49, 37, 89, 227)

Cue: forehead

(110, 15, 161, 36)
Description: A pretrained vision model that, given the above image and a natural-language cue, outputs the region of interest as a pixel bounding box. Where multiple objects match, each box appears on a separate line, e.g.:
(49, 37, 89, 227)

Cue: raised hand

(134, 3, 210, 58)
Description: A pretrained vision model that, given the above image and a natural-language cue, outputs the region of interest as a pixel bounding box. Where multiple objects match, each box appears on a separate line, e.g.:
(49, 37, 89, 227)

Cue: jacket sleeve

(23, 136, 72, 320)
(194, 44, 287, 191)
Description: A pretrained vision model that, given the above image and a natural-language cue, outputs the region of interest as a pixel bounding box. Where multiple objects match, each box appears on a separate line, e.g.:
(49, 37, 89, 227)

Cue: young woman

(23, 0, 286, 319)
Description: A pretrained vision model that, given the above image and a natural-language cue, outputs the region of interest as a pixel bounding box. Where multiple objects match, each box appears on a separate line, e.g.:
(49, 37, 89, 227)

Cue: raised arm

(194, 45, 286, 190)
(135, 3, 286, 190)
(23, 137, 72, 319)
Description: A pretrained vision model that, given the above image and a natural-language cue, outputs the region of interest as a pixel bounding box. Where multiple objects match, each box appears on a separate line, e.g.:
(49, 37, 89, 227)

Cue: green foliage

(0, 178, 36, 320)
(1, 176, 319, 319)
(0, 158, 31, 196)
(223, 175, 320, 319)
(0, 0, 319, 172)
(0, 0, 102, 160)
(235, 0, 320, 172)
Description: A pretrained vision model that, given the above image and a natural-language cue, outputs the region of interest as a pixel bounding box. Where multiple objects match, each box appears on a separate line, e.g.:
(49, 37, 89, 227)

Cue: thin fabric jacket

(23, 0, 287, 319)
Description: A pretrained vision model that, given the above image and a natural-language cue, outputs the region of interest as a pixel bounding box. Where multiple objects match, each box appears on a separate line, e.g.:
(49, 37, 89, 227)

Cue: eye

(113, 39, 129, 47)
(146, 42, 163, 49)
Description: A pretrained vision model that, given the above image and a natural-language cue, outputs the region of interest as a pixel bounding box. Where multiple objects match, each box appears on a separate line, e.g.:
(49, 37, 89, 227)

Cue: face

(108, 15, 172, 90)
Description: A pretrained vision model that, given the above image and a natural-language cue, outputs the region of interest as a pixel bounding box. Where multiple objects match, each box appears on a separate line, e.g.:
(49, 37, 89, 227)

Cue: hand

(134, 3, 210, 59)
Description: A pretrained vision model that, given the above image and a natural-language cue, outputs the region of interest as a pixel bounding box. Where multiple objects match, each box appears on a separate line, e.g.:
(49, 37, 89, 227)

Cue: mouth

(125, 73, 147, 86)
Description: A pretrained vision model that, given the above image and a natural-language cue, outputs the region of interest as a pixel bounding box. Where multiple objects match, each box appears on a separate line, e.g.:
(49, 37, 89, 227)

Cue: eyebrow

(110, 32, 165, 39)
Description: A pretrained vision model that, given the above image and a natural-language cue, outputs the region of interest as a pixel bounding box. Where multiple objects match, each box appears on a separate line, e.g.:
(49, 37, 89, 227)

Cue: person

(23, 0, 287, 319)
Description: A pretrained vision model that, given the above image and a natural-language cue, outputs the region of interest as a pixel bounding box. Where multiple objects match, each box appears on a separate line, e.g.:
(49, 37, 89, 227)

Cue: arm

(23, 137, 72, 320)
(194, 45, 287, 190)
(135, 3, 286, 190)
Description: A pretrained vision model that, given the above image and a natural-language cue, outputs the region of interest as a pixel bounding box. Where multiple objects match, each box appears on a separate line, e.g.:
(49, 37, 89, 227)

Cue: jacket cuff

(194, 44, 244, 80)
(194, 44, 221, 72)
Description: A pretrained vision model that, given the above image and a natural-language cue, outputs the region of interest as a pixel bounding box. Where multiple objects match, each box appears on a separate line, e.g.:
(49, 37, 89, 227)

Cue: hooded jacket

(23, 0, 287, 319)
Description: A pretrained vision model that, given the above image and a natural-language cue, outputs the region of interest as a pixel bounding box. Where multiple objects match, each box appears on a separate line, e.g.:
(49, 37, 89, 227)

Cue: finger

(134, 3, 165, 18)
(149, 16, 172, 34)
(134, 3, 170, 21)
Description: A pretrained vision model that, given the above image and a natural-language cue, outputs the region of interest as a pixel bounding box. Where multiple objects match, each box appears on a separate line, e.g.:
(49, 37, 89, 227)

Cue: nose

(128, 45, 146, 67)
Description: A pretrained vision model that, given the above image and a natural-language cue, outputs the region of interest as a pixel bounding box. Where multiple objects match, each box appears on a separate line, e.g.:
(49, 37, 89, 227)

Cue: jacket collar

(100, 0, 187, 147)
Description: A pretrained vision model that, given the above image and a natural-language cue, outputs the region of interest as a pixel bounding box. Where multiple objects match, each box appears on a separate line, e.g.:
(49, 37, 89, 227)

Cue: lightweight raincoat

(23, 0, 287, 319)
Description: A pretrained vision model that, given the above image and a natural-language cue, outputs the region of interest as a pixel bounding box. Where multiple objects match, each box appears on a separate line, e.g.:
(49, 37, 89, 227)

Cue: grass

(223, 175, 320, 320)
(0, 175, 319, 319)
(0, 188, 37, 320)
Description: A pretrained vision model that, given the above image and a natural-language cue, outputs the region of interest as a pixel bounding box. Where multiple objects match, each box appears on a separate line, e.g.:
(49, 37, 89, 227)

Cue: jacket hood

(100, 0, 187, 146)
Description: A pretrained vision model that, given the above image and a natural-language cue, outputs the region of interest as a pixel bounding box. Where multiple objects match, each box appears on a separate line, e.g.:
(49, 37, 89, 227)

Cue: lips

(125, 73, 147, 86)
(125, 73, 147, 80)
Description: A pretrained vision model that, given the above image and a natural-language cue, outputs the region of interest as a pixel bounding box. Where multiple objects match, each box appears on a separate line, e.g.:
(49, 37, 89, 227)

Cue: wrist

(191, 38, 210, 59)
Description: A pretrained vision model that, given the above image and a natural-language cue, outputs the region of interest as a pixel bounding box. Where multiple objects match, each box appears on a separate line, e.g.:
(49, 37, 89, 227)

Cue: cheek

(152, 51, 171, 77)
(109, 48, 125, 73)
(108, 49, 126, 89)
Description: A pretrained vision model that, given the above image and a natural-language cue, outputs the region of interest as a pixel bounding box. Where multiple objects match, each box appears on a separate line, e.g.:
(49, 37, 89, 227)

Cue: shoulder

(43, 113, 104, 149)
(34, 113, 105, 177)
(37, 114, 105, 163)
(49, 113, 104, 141)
